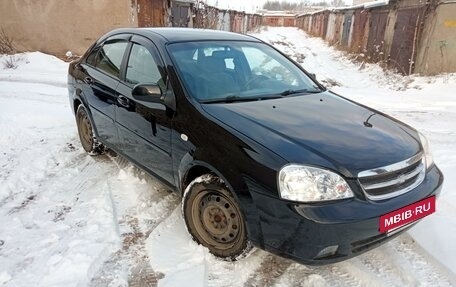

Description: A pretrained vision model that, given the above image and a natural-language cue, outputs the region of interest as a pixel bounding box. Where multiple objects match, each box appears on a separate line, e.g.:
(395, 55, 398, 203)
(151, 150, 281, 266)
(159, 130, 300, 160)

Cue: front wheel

(182, 174, 252, 260)
(75, 105, 105, 155)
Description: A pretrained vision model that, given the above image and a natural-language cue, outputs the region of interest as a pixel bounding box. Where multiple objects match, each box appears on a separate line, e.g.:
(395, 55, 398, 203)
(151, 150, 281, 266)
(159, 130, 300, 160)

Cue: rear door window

(96, 41, 128, 79)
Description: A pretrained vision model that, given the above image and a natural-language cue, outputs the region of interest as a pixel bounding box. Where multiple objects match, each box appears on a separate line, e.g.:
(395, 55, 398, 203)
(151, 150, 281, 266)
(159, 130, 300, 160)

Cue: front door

(115, 36, 174, 184)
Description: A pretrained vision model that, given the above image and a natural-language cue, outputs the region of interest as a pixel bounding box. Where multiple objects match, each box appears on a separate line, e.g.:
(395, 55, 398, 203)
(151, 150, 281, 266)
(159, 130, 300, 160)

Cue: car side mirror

(132, 84, 163, 103)
(309, 73, 316, 80)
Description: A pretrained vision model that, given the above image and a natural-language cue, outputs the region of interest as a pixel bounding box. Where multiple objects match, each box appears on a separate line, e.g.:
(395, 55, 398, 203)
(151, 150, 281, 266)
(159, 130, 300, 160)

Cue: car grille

(357, 152, 425, 200)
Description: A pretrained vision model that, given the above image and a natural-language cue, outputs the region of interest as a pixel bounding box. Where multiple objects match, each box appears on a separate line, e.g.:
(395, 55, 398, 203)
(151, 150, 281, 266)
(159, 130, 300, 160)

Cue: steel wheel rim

(78, 112, 93, 149)
(191, 190, 242, 249)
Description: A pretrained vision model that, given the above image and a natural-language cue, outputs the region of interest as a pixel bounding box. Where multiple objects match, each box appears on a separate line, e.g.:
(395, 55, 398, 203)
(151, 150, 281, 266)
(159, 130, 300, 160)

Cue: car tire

(75, 105, 105, 155)
(182, 174, 253, 261)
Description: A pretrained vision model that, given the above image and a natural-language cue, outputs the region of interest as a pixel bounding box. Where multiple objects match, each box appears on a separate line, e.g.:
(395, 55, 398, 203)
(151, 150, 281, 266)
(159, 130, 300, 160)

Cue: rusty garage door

(350, 9, 369, 53)
(322, 11, 329, 39)
(367, 9, 388, 61)
(137, 0, 166, 27)
(172, 3, 190, 27)
(341, 11, 354, 49)
(389, 7, 425, 74)
(284, 17, 295, 27)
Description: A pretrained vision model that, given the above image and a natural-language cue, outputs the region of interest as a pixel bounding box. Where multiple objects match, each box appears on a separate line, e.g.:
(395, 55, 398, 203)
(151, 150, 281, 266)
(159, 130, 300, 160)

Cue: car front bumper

(246, 164, 443, 265)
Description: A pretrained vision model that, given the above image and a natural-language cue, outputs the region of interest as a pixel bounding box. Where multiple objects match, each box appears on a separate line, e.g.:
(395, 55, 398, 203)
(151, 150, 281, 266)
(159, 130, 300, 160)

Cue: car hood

(201, 91, 421, 177)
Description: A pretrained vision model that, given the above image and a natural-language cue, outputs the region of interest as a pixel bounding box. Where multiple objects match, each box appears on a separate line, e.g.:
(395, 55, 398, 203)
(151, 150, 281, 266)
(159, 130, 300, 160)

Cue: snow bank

(0, 53, 121, 287)
(0, 52, 68, 87)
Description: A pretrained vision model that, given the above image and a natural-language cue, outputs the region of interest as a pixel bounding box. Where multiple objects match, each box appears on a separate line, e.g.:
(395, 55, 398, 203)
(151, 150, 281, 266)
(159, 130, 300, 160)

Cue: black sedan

(68, 28, 443, 264)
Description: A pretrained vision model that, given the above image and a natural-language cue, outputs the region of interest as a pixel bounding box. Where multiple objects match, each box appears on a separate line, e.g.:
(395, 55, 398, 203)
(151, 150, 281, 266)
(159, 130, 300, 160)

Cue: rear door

(81, 35, 129, 147)
(116, 35, 174, 184)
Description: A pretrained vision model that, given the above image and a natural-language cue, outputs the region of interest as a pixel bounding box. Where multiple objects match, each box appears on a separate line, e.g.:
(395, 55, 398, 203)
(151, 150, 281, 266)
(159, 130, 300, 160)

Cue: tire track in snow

(252, 235, 455, 287)
(1, 118, 137, 284)
(335, 258, 390, 287)
(0, 132, 47, 209)
(88, 156, 180, 287)
(387, 234, 456, 286)
(353, 244, 419, 286)
(243, 254, 293, 287)
(0, 133, 175, 287)
(0, 142, 120, 286)
(274, 263, 327, 287)
(270, 258, 364, 287)
(310, 262, 374, 287)
(88, 214, 168, 287)
(3, 144, 92, 214)
(268, 233, 456, 287)
(88, 198, 178, 287)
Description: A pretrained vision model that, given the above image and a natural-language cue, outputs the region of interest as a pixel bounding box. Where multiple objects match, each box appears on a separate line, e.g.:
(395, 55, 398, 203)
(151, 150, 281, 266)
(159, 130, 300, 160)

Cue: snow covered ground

(0, 27, 455, 286)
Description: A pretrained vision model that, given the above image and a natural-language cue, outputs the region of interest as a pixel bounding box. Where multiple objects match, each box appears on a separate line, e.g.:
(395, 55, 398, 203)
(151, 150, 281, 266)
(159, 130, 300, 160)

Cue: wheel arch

(180, 161, 241, 197)
(176, 126, 286, 249)
(73, 98, 82, 114)
(70, 85, 87, 113)
(73, 95, 101, 139)
(179, 159, 266, 246)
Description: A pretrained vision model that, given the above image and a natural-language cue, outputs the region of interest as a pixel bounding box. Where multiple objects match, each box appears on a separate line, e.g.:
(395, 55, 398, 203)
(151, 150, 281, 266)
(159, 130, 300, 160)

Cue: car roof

(105, 27, 261, 43)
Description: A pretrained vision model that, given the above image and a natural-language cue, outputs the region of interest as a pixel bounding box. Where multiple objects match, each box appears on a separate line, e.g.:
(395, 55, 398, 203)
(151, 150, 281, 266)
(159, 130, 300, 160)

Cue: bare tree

(0, 28, 15, 54)
(193, 1, 219, 29)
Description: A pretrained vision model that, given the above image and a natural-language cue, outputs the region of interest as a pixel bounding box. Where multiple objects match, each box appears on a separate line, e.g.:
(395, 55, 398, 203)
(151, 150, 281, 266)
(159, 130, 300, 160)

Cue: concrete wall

(0, 1, 263, 57)
(0, 0, 137, 56)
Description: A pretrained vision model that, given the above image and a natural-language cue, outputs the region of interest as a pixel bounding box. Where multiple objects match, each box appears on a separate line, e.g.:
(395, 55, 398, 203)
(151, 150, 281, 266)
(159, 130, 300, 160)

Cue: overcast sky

(205, 0, 353, 12)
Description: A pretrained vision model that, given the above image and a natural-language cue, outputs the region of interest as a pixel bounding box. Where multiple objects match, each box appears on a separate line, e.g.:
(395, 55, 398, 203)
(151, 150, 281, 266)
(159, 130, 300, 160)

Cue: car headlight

(418, 132, 433, 169)
(278, 165, 354, 202)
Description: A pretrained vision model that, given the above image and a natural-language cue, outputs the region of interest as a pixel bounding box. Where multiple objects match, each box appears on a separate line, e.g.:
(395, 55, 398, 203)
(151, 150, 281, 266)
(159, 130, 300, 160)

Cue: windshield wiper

(200, 89, 322, 104)
(200, 95, 282, 104)
(279, 88, 322, 96)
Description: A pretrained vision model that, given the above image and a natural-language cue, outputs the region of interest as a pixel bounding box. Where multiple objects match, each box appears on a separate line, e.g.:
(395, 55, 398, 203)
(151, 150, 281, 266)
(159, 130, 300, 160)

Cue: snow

(146, 208, 264, 287)
(0, 272, 11, 285)
(363, 0, 389, 9)
(0, 52, 67, 87)
(1, 27, 455, 286)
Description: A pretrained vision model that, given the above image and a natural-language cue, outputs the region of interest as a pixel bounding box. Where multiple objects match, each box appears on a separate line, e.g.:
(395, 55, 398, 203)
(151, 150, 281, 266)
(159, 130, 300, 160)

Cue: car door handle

(117, 95, 130, 108)
(84, 77, 93, 85)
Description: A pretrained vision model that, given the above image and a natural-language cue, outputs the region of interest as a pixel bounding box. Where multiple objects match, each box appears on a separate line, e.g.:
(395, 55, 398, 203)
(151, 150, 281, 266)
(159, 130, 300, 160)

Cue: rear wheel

(75, 105, 105, 155)
(182, 174, 252, 260)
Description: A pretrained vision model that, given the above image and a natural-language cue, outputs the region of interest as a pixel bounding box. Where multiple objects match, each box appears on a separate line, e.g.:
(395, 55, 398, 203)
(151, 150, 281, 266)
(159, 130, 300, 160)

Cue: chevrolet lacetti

(68, 28, 443, 264)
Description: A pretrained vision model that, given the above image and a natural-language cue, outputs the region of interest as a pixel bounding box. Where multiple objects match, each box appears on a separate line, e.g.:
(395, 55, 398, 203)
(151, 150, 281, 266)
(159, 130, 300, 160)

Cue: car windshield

(167, 41, 321, 103)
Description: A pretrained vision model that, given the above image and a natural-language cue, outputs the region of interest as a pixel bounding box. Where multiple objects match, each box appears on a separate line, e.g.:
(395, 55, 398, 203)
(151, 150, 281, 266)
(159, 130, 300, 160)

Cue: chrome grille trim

(361, 162, 423, 190)
(358, 153, 425, 201)
(357, 152, 423, 178)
